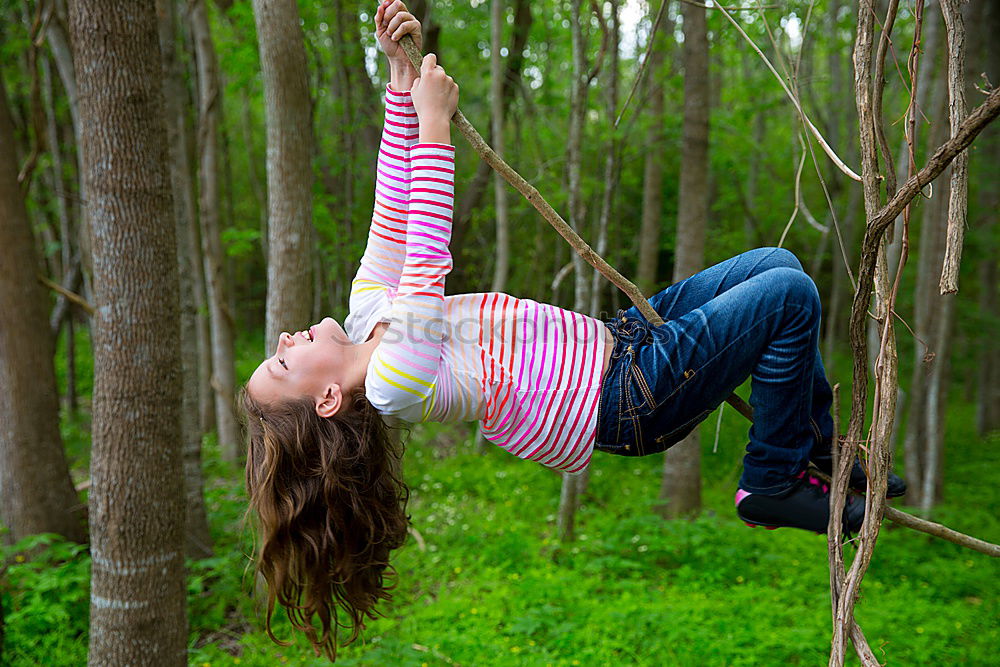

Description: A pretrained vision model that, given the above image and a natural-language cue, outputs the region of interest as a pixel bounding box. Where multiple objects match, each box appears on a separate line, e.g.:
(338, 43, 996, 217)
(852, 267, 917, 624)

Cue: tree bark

(67, 0, 187, 663)
(658, 0, 709, 519)
(253, 0, 315, 353)
(158, 0, 213, 559)
(190, 0, 241, 463)
(938, 0, 970, 294)
(0, 74, 86, 546)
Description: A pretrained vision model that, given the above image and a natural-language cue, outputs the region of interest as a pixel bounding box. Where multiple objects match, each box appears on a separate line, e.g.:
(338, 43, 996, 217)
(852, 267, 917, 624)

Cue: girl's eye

(279, 358, 288, 370)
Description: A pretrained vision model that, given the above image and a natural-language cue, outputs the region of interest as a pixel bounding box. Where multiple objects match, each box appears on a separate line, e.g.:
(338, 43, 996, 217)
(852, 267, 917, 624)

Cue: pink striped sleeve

(366, 144, 456, 418)
(345, 86, 419, 343)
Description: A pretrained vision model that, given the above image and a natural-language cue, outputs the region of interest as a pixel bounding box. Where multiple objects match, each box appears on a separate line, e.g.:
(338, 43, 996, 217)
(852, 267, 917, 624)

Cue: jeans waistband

(604, 308, 655, 358)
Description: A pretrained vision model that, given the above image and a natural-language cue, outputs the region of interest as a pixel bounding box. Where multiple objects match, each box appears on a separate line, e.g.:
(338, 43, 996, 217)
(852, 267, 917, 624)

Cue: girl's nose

(276, 331, 293, 353)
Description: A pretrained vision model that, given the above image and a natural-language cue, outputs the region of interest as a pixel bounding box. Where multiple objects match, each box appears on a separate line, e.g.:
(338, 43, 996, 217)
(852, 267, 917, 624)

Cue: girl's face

(247, 317, 354, 411)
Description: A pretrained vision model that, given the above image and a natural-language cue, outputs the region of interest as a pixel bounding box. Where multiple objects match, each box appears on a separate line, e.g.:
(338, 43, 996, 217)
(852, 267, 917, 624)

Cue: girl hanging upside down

(239, 0, 906, 659)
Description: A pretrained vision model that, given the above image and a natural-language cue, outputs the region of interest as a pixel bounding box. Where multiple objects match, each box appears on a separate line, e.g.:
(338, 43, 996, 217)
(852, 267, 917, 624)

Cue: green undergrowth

(4, 334, 999, 665)
(188, 403, 999, 667)
(6, 406, 997, 666)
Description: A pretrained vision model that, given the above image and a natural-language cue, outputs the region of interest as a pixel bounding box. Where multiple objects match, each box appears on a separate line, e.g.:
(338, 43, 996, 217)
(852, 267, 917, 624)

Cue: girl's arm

(365, 54, 458, 419)
(344, 2, 422, 343)
(365, 142, 454, 419)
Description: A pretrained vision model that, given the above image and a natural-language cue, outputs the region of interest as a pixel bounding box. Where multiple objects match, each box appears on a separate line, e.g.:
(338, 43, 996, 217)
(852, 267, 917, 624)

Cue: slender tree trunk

(490, 0, 509, 292)
(451, 0, 531, 290)
(976, 256, 1000, 433)
(68, 1, 187, 662)
(0, 75, 86, 546)
(976, 0, 1000, 435)
(190, 0, 240, 463)
(558, 0, 592, 542)
(334, 0, 380, 155)
(158, 0, 213, 559)
(44, 0, 95, 299)
(921, 0, 974, 509)
(636, 0, 668, 296)
(566, 0, 589, 309)
(240, 86, 269, 260)
(658, 0, 709, 519)
(821, 0, 855, 363)
(40, 53, 80, 412)
(922, 288, 955, 513)
(187, 85, 215, 436)
(174, 3, 213, 435)
(591, 0, 621, 319)
(253, 0, 316, 353)
(824, 184, 860, 363)
(903, 28, 949, 507)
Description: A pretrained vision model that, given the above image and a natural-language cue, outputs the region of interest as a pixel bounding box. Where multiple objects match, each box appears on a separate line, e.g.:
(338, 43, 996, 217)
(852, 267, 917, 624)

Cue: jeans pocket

(644, 408, 713, 454)
(626, 363, 656, 417)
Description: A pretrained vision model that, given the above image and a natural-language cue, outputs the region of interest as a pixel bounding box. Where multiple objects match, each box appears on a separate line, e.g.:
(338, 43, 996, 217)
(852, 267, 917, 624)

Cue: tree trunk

(40, 53, 80, 412)
(974, 0, 1000, 435)
(821, 0, 856, 363)
(67, 1, 187, 663)
(590, 0, 621, 319)
(636, 0, 668, 296)
(566, 0, 589, 309)
(333, 0, 381, 157)
(43, 0, 95, 301)
(190, 0, 240, 463)
(158, 0, 213, 560)
(490, 0, 510, 292)
(658, 0, 709, 519)
(976, 256, 1000, 433)
(253, 0, 315, 353)
(451, 0, 532, 290)
(557, 0, 592, 543)
(0, 74, 86, 546)
(903, 16, 949, 508)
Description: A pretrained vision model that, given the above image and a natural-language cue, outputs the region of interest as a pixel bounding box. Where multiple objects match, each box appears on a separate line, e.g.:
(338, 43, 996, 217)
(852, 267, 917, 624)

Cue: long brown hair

(240, 385, 410, 660)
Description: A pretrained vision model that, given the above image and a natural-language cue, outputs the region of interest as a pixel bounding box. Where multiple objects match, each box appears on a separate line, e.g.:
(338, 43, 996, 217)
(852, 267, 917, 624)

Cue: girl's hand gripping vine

(375, 0, 421, 90)
(410, 53, 458, 144)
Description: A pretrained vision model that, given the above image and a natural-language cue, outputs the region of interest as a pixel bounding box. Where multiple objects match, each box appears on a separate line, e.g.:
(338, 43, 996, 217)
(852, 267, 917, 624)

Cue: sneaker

(735, 472, 865, 534)
(810, 450, 907, 498)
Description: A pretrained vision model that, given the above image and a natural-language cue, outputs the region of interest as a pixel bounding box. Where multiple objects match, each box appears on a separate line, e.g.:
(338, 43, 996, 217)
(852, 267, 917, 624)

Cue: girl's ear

(315, 385, 342, 418)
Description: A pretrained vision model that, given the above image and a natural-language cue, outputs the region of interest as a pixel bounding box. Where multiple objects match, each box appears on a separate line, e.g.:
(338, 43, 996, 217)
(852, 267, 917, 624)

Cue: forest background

(1, 0, 998, 665)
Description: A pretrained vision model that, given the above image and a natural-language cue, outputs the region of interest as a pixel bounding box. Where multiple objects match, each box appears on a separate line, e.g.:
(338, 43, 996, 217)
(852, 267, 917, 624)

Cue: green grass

(189, 404, 996, 667)
(4, 338, 999, 666)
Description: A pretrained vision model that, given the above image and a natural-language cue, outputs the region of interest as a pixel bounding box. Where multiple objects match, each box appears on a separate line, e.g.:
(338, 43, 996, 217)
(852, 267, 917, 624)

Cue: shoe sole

(742, 520, 779, 530)
(740, 518, 831, 535)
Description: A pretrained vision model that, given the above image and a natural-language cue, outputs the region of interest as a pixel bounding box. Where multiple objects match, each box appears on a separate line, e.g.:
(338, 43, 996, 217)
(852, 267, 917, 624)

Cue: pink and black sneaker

(735, 471, 865, 535)
(810, 451, 907, 498)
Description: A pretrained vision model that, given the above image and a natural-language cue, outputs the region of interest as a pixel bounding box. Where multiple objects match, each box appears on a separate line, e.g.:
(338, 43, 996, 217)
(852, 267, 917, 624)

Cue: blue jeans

(595, 247, 834, 495)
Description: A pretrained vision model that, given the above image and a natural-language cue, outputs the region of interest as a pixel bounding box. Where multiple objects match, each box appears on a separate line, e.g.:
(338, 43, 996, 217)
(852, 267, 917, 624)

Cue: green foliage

(222, 227, 263, 259)
(182, 402, 999, 666)
(2, 358, 998, 665)
(3, 1, 999, 665)
(1, 534, 90, 666)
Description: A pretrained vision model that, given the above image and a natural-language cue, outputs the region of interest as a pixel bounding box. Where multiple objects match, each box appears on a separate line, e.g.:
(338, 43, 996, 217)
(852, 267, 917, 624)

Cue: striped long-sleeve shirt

(343, 86, 611, 474)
